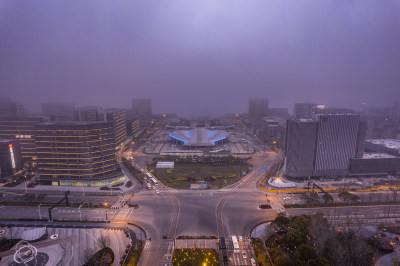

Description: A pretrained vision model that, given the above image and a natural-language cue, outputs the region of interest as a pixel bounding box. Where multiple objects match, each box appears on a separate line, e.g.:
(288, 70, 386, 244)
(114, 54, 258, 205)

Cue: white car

(238, 236, 243, 241)
(242, 252, 247, 259)
(283, 197, 291, 201)
(250, 258, 256, 266)
(156, 190, 160, 194)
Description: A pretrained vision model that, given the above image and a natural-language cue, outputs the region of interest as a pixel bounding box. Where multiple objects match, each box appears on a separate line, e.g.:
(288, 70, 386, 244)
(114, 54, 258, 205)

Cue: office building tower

(132, 98, 152, 117)
(0, 97, 25, 116)
(0, 139, 23, 178)
(75, 106, 101, 122)
(248, 99, 269, 129)
(41, 102, 76, 121)
(285, 119, 318, 178)
(0, 116, 44, 161)
(34, 121, 122, 186)
(293, 103, 321, 119)
(313, 114, 361, 176)
(103, 108, 127, 147)
(285, 114, 366, 178)
(131, 119, 140, 137)
(262, 117, 287, 146)
(131, 98, 152, 129)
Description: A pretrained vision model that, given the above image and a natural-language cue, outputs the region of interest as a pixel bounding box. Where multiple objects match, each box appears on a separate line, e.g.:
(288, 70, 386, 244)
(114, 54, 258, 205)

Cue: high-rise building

(0, 116, 45, 161)
(131, 119, 140, 137)
(248, 99, 269, 129)
(285, 114, 366, 178)
(267, 108, 290, 119)
(262, 117, 287, 146)
(34, 121, 123, 186)
(41, 102, 76, 121)
(131, 98, 152, 129)
(313, 114, 361, 176)
(0, 139, 23, 178)
(0, 97, 25, 116)
(285, 119, 318, 178)
(103, 108, 127, 147)
(132, 98, 152, 117)
(75, 106, 101, 122)
(293, 103, 321, 119)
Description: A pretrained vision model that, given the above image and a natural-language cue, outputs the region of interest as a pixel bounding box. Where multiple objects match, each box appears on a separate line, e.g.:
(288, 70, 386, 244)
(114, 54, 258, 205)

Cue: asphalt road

(3, 136, 397, 265)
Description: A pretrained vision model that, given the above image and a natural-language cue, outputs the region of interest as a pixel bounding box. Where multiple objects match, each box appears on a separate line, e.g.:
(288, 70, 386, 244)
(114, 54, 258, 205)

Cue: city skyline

(1, 1, 400, 116)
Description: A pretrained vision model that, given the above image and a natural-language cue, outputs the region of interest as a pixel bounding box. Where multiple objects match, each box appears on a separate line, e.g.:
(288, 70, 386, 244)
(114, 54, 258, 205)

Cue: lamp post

(78, 202, 89, 221)
(104, 203, 108, 221)
(78, 204, 82, 221)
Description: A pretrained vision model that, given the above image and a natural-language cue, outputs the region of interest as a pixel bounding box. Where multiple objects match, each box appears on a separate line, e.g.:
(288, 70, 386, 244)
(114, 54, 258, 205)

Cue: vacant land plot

(149, 162, 251, 189)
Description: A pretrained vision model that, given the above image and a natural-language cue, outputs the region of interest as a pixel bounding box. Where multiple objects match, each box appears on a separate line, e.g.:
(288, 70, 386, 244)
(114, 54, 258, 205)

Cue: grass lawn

(149, 162, 251, 189)
(172, 248, 220, 266)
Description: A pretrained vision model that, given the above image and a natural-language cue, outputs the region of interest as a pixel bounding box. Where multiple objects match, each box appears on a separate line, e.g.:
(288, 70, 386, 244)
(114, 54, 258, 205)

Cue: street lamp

(104, 203, 109, 221)
(78, 202, 89, 221)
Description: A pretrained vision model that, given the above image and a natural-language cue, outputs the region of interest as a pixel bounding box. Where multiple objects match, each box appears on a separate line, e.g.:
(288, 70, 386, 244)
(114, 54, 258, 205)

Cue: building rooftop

(362, 153, 396, 159)
(0, 139, 14, 143)
(38, 121, 110, 126)
(366, 139, 400, 150)
(169, 128, 229, 146)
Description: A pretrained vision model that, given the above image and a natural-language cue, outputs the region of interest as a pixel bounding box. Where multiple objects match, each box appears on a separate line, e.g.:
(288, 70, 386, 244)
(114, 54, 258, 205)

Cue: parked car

(242, 252, 247, 259)
(250, 258, 256, 266)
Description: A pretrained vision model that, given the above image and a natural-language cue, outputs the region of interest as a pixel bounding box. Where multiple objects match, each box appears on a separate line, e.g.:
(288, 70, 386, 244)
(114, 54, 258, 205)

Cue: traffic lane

(128, 192, 177, 240)
(0, 206, 114, 221)
(222, 193, 276, 236)
(286, 205, 400, 217)
(174, 194, 219, 237)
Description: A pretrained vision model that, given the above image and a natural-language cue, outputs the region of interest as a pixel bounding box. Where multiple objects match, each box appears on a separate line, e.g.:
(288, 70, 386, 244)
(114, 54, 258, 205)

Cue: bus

(150, 177, 158, 185)
(146, 173, 152, 179)
(231, 235, 240, 253)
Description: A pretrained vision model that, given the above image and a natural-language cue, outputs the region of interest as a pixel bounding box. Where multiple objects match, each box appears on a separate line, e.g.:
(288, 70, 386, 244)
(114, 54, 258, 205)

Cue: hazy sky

(1, 1, 400, 115)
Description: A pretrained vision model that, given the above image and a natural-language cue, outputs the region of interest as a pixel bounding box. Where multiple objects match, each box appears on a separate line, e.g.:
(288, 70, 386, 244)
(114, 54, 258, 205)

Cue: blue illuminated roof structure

(169, 128, 229, 147)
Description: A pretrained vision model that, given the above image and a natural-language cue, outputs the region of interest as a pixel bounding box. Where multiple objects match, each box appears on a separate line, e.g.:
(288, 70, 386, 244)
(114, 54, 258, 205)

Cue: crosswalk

(112, 208, 134, 220)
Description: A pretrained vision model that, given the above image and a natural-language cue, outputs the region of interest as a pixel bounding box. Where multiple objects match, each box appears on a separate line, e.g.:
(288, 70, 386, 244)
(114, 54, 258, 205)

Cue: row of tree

(263, 214, 381, 266)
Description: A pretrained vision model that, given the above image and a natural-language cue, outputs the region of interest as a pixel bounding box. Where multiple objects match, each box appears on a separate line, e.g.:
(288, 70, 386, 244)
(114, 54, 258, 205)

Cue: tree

(97, 234, 110, 249)
(294, 244, 329, 266)
(338, 191, 353, 202)
(322, 193, 334, 205)
(125, 181, 132, 188)
(82, 248, 94, 264)
(392, 189, 398, 202)
(350, 194, 360, 203)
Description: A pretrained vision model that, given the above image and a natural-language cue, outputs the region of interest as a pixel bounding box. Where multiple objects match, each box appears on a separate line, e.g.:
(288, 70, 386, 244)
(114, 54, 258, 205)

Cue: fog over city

(1, 0, 399, 115)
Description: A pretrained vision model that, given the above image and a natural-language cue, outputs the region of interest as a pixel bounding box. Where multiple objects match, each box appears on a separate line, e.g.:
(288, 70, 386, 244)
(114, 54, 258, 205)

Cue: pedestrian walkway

(175, 239, 218, 249)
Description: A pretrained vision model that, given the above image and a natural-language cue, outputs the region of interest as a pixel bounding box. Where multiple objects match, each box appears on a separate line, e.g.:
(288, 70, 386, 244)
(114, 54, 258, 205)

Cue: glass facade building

(34, 121, 120, 184)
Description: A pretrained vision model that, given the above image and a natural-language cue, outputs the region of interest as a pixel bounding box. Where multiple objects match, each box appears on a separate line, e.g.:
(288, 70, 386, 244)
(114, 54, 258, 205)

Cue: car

(238, 236, 243, 241)
(250, 258, 256, 266)
(156, 190, 160, 194)
(242, 252, 247, 259)
(283, 197, 291, 201)
(152, 186, 156, 190)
